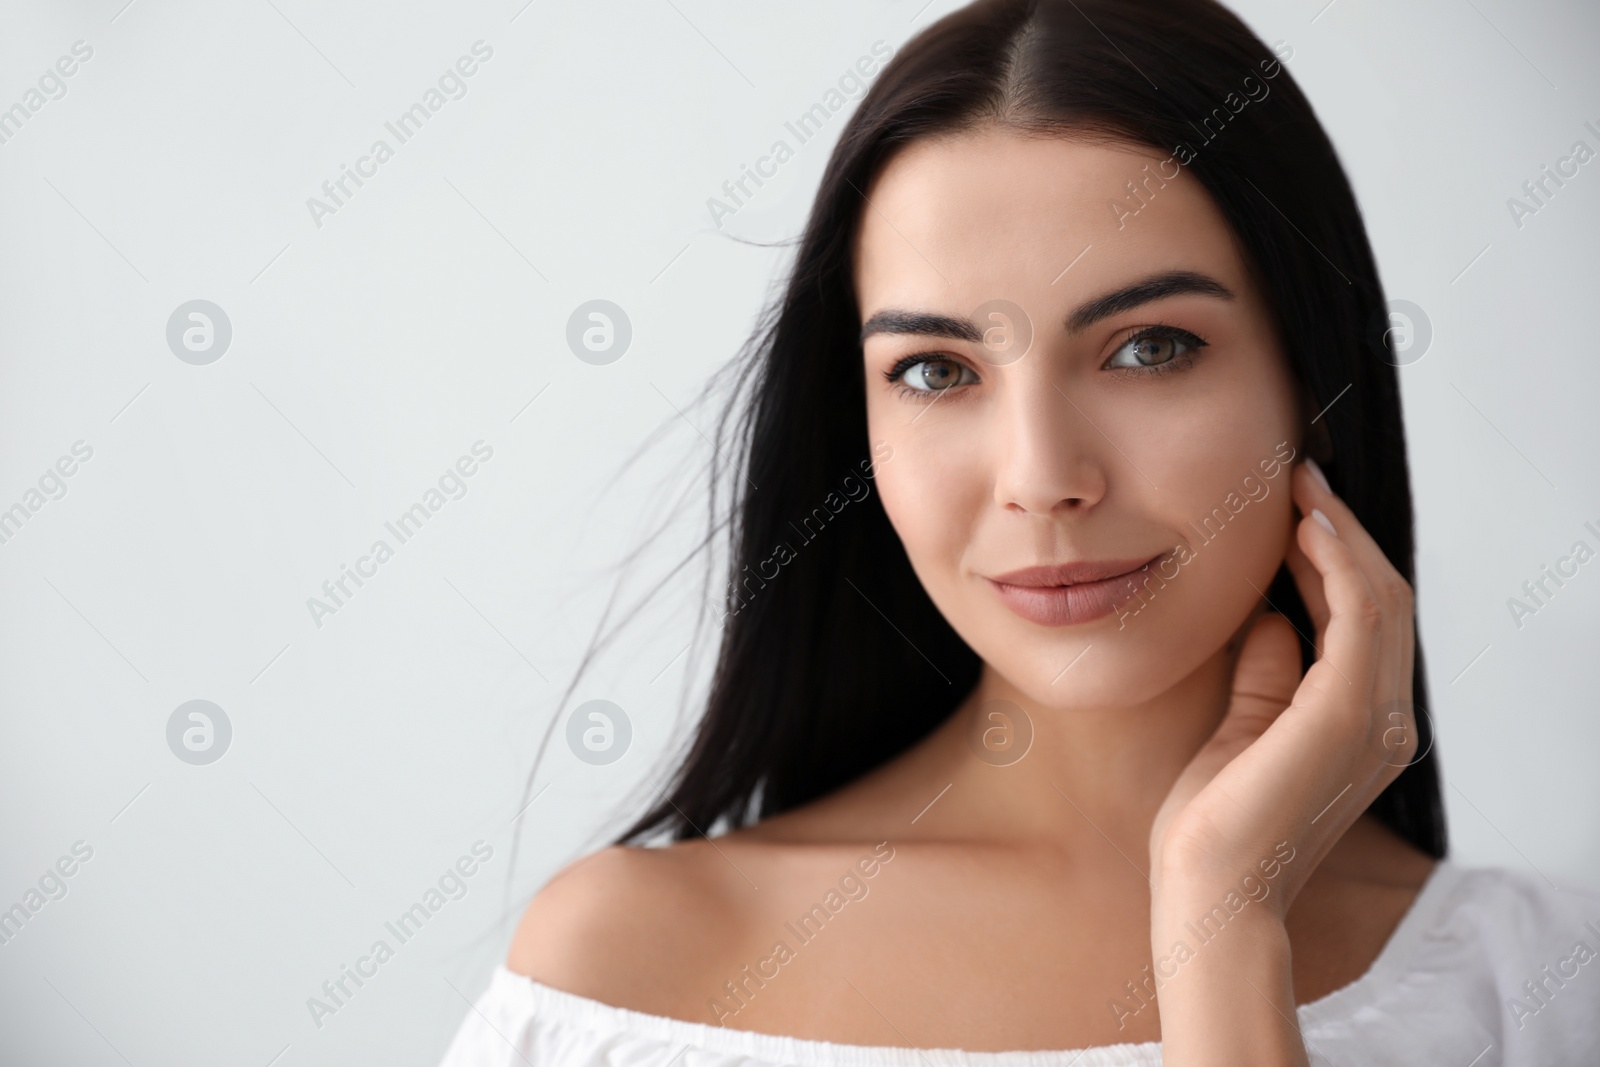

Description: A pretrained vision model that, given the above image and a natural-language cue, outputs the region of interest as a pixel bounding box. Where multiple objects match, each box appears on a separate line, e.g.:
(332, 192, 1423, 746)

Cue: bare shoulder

(506, 841, 741, 1008)
(504, 811, 906, 1020)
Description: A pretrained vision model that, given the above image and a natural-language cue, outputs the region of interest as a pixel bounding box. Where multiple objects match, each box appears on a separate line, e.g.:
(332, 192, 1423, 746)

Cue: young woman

(441, 0, 1600, 1062)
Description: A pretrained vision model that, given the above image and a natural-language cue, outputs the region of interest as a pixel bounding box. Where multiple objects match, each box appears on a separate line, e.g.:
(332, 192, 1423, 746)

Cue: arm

(1149, 876, 1305, 1064)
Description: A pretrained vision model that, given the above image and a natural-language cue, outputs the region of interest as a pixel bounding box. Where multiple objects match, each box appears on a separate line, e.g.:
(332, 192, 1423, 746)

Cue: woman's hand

(1145, 458, 1418, 1065)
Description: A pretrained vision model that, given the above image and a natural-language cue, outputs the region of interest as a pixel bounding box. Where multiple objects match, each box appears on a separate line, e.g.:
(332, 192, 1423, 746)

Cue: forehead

(852, 127, 1254, 317)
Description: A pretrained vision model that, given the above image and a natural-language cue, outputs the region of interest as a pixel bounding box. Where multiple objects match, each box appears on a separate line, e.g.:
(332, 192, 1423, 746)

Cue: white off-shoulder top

(438, 860, 1600, 1066)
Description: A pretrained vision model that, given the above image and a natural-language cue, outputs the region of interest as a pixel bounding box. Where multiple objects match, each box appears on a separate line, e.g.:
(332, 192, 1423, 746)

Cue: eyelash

(881, 324, 1211, 400)
(1107, 323, 1210, 378)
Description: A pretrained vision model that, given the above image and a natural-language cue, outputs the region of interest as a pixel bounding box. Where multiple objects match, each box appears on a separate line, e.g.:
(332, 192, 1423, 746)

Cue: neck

(913, 639, 1241, 866)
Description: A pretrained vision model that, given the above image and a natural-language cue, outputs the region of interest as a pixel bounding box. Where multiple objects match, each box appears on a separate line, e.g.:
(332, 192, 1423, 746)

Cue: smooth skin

(508, 128, 1435, 1062)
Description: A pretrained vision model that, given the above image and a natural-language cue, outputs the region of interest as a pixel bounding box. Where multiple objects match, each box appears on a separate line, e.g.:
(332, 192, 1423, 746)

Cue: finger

(1292, 500, 1382, 710)
(1293, 464, 1412, 615)
(1294, 462, 1414, 711)
(1224, 612, 1303, 732)
(1293, 511, 1413, 783)
(1188, 612, 1304, 777)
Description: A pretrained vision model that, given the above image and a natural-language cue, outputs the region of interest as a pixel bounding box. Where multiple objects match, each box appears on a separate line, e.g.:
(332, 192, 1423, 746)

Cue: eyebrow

(857, 269, 1236, 344)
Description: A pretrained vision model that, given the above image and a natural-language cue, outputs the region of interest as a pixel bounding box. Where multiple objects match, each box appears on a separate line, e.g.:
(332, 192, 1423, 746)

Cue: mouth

(985, 554, 1164, 627)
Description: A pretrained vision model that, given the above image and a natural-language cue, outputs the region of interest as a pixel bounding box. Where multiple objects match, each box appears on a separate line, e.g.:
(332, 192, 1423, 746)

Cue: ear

(1300, 386, 1335, 465)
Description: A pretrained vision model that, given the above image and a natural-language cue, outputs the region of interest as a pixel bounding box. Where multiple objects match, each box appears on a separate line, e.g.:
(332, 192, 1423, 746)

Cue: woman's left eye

(1103, 326, 1209, 372)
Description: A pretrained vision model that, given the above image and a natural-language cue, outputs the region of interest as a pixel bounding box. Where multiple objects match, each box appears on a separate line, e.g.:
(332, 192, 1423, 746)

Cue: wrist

(1150, 894, 1290, 962)
(1151, 837, 1301, 926)
(1149, 883, 1290, 986)
(1148, 912, 1304, 1067)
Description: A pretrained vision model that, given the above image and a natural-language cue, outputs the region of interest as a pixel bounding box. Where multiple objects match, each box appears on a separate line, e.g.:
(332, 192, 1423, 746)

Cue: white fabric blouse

(438, 860, 1600, 1066)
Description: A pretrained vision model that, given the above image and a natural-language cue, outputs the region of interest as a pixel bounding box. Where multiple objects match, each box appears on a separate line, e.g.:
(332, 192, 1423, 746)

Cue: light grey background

(1, 1, 1596, 1064)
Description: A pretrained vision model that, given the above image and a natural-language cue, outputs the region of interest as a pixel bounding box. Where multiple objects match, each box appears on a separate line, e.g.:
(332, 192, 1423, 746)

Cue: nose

(991, 377, 1109, 515)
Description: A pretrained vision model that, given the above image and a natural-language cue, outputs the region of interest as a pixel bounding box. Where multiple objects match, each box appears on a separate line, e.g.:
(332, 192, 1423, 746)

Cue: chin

(1017, 641, 1205, 710)
(963, 582, 1254, 710)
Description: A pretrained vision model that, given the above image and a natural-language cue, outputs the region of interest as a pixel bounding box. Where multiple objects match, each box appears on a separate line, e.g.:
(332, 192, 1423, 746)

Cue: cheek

(1096, 350, 1299, 525)
(875, 441, 977, 568)
(1081, 357, 1299, 660)
(870, 408, 990, 574)
(1122, 436, 1298, 651)
(1176, 476, 1296, 585)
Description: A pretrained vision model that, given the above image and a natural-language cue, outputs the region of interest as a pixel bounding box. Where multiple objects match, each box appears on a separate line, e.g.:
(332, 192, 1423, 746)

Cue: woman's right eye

(888, 356, 980, 394)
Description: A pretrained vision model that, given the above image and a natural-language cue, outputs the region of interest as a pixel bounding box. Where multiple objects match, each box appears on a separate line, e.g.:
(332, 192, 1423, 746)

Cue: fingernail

(1311, 507, 1337, 538)
(1305, 457, 1331, 493)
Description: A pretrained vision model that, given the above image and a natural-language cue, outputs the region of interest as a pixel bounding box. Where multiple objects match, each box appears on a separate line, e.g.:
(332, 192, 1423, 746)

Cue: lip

(985, 555, 1163, 627)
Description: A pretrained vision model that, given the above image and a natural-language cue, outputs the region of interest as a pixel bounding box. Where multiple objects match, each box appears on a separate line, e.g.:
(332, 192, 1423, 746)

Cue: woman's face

(855, 127, 1303, 709)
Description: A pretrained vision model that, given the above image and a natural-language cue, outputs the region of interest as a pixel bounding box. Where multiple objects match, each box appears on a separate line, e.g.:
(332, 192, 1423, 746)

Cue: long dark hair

(578, 0, 1445, 857)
